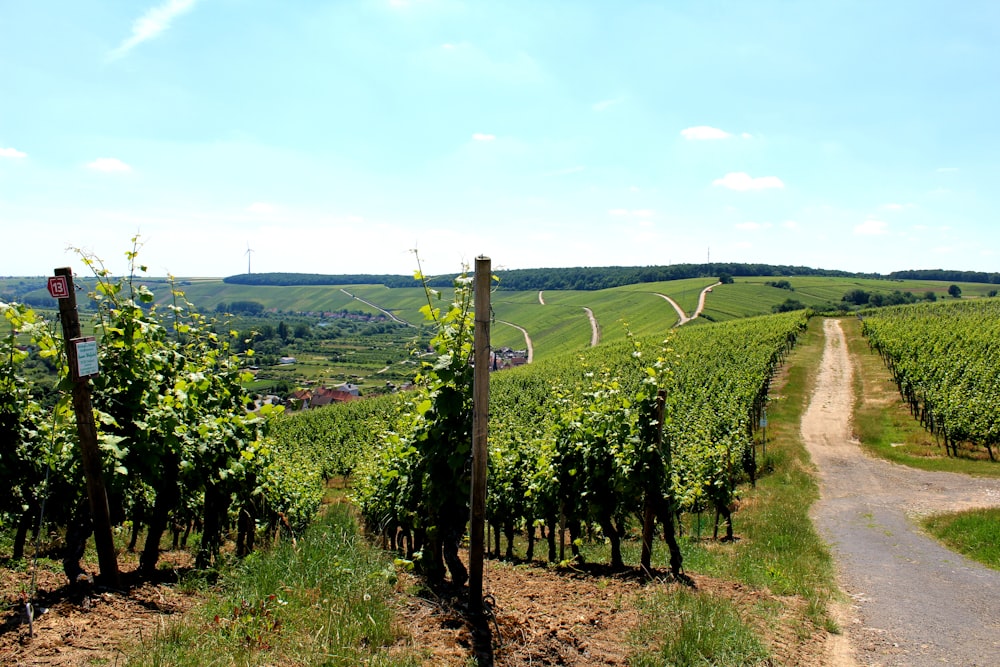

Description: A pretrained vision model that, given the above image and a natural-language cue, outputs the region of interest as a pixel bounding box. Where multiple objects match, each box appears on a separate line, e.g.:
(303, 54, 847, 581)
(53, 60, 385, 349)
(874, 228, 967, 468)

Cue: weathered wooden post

(469, 256, 491, 614)
(53, 268, 120, 587)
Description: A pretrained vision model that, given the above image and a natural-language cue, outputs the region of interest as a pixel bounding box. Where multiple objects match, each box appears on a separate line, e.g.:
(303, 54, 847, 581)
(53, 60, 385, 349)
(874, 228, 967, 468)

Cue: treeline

(223, 272, 453, 288)
(225, 263, 868, 292)
(888, 269, 1000, 284)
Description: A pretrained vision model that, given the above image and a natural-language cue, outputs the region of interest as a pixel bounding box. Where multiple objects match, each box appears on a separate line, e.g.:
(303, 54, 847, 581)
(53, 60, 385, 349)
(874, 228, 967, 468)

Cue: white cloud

(86, 157, 132, 173)
(592, 98, 621, 112)
(109, 0, 197, 60)
(855, 219, 889, 236)
(741, 132, 753, 140)
(628, 185, 640, 193)
(881, 203, 905, 211)
(0, 147, 27, 158)
(783, 220, 799, 229)
(712, 172, 784, 191)
(472, 132, 495, 141)
(681, 126, 731, 140)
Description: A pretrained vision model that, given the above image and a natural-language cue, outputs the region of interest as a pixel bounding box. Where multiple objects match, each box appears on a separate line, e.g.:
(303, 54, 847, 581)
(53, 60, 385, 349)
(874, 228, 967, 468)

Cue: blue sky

(2, 0, 998, 278)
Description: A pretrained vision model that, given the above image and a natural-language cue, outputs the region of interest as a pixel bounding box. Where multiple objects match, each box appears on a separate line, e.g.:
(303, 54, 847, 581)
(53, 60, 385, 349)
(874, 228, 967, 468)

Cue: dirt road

(803, 318, 1000, 666)
(496, 320, 533, 363)
(654, 282, 720, 326)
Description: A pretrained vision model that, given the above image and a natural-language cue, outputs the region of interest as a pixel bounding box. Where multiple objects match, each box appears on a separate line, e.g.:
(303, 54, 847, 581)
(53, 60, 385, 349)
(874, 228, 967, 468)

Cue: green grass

(843, 317, 1000, 477)
(128, 505, 421, 666)
(922, 508, 1000, 570)
(629, 587, 770, 666)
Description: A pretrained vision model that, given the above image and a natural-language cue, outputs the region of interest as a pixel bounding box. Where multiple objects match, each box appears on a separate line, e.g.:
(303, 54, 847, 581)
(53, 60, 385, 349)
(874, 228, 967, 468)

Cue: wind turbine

(245, 242, 254, 275)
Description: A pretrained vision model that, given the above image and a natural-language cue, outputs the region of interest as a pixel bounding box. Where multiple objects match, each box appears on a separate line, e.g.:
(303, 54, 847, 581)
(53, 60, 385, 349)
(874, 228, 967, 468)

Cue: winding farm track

(583, 307, 600, 347)
(339, 288, 414, 326)
(805, 318, 1000, 666)
(654, 282, 720, 326)
(496, 320, 533, 363)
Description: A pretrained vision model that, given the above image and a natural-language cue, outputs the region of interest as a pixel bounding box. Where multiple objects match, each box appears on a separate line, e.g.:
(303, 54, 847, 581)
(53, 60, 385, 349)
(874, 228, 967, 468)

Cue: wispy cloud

(87, 157, 132, 173)
(472, 132, 495, 141)
(783, 220, 799, 229)
(0, 147, 27, 158)
(109, 0, 198, 60)
(592, 98, 622, 112)
(741, 132, 753, 140)
(855, 219, 889, 236)
(713, 172, 784, 191)
(681, 126, 731, 140)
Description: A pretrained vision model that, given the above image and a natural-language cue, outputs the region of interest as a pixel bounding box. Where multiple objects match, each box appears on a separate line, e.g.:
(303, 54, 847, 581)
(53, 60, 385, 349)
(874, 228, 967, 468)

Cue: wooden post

(468, 256, 491, 614)
(55, 268, 120, 588)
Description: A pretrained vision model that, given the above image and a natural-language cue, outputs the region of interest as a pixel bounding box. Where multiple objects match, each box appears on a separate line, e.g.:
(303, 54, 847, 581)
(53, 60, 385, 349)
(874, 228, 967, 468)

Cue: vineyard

(1, 255, 807, 583)
(9, 257, 1000, 664)
(860, 299, 1000, 460)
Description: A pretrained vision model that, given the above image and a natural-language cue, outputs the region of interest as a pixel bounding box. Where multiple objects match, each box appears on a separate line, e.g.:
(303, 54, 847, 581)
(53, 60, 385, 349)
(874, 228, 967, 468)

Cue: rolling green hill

(3, 273, 996, 364)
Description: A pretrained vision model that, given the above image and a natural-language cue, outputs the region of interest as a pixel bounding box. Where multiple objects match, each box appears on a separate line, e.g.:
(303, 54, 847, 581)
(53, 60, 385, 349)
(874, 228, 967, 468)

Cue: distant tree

(765, 279, 793, 290)
(924, 291, 937, 302)
(719, 273, 734, 284)
(989, 290, 998, 298)
(257, 323, 275, 340)
(948, 284, 962, 298)
(293, 323, 310, 339)
(277, 321, 291, 342)
(229, 300, 264, 314)
(842, 289, 871, 306)
(772, 298, 806, 313)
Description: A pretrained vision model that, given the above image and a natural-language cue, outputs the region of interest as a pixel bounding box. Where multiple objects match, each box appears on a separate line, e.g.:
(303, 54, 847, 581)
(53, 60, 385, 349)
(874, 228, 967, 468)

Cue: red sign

(47, 276, 70, 299)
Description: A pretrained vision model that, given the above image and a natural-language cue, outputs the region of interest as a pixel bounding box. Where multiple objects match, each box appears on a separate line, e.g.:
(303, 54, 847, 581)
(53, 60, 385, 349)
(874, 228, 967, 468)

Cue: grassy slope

(11, 274, 992, 363)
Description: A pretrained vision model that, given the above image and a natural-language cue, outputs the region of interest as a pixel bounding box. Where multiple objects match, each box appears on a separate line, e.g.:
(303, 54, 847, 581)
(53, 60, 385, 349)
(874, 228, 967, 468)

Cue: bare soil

(0, 551, 199, 666)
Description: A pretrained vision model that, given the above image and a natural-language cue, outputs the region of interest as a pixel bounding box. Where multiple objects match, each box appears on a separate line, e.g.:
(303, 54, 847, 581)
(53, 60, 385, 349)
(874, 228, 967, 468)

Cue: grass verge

(629, 587, 769, 666)
(922, 507, 1000, 571)
(127, 504, 419, 666)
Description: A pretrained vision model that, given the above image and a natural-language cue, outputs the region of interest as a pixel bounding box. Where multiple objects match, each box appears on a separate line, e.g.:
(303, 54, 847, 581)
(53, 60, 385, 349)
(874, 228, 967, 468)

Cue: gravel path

(654, 282, 720, 326)
(583, 307, 600, 346)
(803, 318, 1000, 666)
(496, 320, 533, 363)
